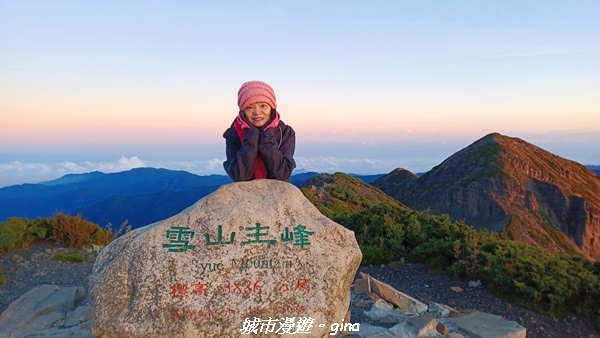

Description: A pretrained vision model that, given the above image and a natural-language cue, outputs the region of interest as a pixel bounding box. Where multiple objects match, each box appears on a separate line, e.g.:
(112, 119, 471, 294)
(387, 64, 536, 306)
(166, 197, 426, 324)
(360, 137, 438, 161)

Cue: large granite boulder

(89, 180, 362, 337)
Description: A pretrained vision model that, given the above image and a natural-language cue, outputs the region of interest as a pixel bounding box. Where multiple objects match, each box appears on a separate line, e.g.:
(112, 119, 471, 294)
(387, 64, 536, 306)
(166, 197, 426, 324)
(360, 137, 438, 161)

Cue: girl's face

(243, 102, 272, 127)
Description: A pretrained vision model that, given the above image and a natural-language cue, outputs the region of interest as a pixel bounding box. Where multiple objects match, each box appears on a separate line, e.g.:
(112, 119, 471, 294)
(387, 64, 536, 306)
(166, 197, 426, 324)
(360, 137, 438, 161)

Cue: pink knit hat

(237, 81, 277, 110)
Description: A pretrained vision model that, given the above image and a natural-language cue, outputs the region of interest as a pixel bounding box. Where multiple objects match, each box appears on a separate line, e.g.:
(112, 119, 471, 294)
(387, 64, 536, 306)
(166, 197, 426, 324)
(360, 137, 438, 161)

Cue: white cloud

(0, 157, 151, 188)
(145, 158, 226, 176)
(205, 158, 225, 172)
(0, 153, 439, 188)
(0, 155, 393, 188)
(58, 161, 87, 172)
(0, 161, 53, 187)
(294, 156, 394, 175)
(1, 134, 596, 189)
(101, 156, 147, 172)
(51, 156, 148, 178)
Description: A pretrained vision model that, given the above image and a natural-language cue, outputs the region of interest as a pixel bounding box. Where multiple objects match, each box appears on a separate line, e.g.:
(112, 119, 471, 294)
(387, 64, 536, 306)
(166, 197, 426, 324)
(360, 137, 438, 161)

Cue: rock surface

(348, 274, 526, 338)
(0, 276, 526, 338)
(2, 230, 599, 337)
(0, 284, 91, 338)
(448, 311, 526, 338)
(89, 180, 362, 337)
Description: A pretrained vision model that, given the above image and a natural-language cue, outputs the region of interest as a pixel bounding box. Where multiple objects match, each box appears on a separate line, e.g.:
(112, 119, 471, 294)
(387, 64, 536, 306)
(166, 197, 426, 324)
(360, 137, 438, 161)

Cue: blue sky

(1, 1, 599, 187)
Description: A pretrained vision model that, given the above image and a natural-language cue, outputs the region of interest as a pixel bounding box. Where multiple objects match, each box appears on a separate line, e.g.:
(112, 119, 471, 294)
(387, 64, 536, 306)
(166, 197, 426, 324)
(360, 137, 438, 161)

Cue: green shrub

(334, 204, 408, 264)
(53, 252, 89, 263)
(360, 245, 393, 265)
(332, 203, 600, 331)
(0, 214, 118, 256)
(0, 217, 48, 254)
(30, 218, 51, 238)
(409, 239, 457, 271)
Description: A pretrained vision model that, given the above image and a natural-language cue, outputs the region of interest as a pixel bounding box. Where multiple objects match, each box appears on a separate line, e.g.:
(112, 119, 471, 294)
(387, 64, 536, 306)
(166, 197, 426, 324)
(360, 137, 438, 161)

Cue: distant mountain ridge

(372, 133, 600, 260)
(0, 168, 233, 226)
(0, 169, 382, 228)
(2, 135, 598, 257)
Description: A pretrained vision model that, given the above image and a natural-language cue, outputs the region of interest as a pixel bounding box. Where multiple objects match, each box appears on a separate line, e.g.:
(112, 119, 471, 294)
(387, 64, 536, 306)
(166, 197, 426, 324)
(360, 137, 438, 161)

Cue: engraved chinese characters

(162, 223, 315, 252)
(89, 180, 362, 338)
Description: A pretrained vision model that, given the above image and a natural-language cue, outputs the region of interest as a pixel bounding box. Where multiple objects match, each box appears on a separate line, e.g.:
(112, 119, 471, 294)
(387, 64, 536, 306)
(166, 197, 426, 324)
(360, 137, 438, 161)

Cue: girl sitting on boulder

(223, 80, 296, 182)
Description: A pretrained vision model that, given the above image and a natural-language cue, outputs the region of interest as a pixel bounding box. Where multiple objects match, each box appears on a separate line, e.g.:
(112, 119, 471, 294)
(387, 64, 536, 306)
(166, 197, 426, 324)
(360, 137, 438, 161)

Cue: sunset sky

(1, 1, 599, 187)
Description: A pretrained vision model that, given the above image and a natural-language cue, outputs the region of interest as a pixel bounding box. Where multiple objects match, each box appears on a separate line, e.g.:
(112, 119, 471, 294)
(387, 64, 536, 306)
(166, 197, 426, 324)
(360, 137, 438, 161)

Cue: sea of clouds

(2, 131, 597, 188)
(0, 155, 417, 188)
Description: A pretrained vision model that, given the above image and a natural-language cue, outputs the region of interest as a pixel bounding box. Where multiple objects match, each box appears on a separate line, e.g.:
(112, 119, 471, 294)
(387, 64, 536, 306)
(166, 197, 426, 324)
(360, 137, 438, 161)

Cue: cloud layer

(0, 156, 148, 187)
(0, 155, 405, 188)
(2, 131, 598, 188)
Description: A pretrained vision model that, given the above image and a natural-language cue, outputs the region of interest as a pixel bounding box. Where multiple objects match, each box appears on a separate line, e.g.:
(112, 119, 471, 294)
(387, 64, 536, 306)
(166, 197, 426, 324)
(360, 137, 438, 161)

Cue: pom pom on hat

(237, 81, 277, 110)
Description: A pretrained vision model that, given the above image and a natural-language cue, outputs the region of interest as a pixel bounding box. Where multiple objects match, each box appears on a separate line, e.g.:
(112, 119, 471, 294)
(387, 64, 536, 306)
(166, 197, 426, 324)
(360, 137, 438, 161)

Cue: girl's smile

(243, 102, 272, 127)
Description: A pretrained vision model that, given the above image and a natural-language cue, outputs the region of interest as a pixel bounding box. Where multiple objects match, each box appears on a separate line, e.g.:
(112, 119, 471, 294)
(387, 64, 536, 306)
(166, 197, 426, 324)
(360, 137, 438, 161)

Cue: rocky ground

(0, 241, 97, 314)
(1, 241, 598, 338)
(356, 266, 599, 338)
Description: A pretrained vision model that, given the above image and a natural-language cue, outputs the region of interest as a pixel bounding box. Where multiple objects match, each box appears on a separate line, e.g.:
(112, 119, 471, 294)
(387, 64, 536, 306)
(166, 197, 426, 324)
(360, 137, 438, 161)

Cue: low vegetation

(0, 213, 130, 286)
(1, 213, 108, 254)
(53, 252, 90, 263)
(0, 265, 5, 286)
(300, 172, 400, 218)
(0, 213, 130, 255)
(301, 172, 600, 330)
(333, 204, 600, 331)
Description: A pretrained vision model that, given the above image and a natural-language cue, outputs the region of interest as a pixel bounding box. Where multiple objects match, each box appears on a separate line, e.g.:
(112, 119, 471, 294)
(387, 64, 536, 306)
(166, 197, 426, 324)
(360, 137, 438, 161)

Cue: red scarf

(233, 112, 280, 179)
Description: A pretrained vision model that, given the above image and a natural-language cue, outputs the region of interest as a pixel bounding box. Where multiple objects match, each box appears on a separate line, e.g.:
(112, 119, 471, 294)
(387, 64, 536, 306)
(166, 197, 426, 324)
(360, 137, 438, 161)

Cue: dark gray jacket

(223, 114, 296, 182)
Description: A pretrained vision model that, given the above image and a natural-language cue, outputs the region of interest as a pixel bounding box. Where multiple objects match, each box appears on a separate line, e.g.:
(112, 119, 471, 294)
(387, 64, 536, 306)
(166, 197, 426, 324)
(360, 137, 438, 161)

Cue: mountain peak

(373, 133, 600, 260)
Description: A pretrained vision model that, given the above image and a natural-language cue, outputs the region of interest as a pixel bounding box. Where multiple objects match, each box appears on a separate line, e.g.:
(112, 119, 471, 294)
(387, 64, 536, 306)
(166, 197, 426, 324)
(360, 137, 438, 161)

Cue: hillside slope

(300, 172, 403, 218)
(373, 133, 600, 260)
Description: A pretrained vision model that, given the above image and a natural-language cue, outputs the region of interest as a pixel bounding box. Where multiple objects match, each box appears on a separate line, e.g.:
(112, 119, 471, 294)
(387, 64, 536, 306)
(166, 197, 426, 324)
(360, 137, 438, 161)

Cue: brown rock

(368, 292, 381, 301)
(437, 322, 449, 335)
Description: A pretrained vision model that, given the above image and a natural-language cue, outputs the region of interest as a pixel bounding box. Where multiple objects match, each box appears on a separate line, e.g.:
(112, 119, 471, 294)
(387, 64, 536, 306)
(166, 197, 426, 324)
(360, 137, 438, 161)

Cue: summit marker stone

(89, 180, 362, 338)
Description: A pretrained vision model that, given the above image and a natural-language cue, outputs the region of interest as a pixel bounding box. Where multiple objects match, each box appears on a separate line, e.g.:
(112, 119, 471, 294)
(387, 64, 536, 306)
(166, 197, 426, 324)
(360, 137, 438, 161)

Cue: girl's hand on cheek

(243, 124, 259, 142)
(259, 128, 277, 146)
